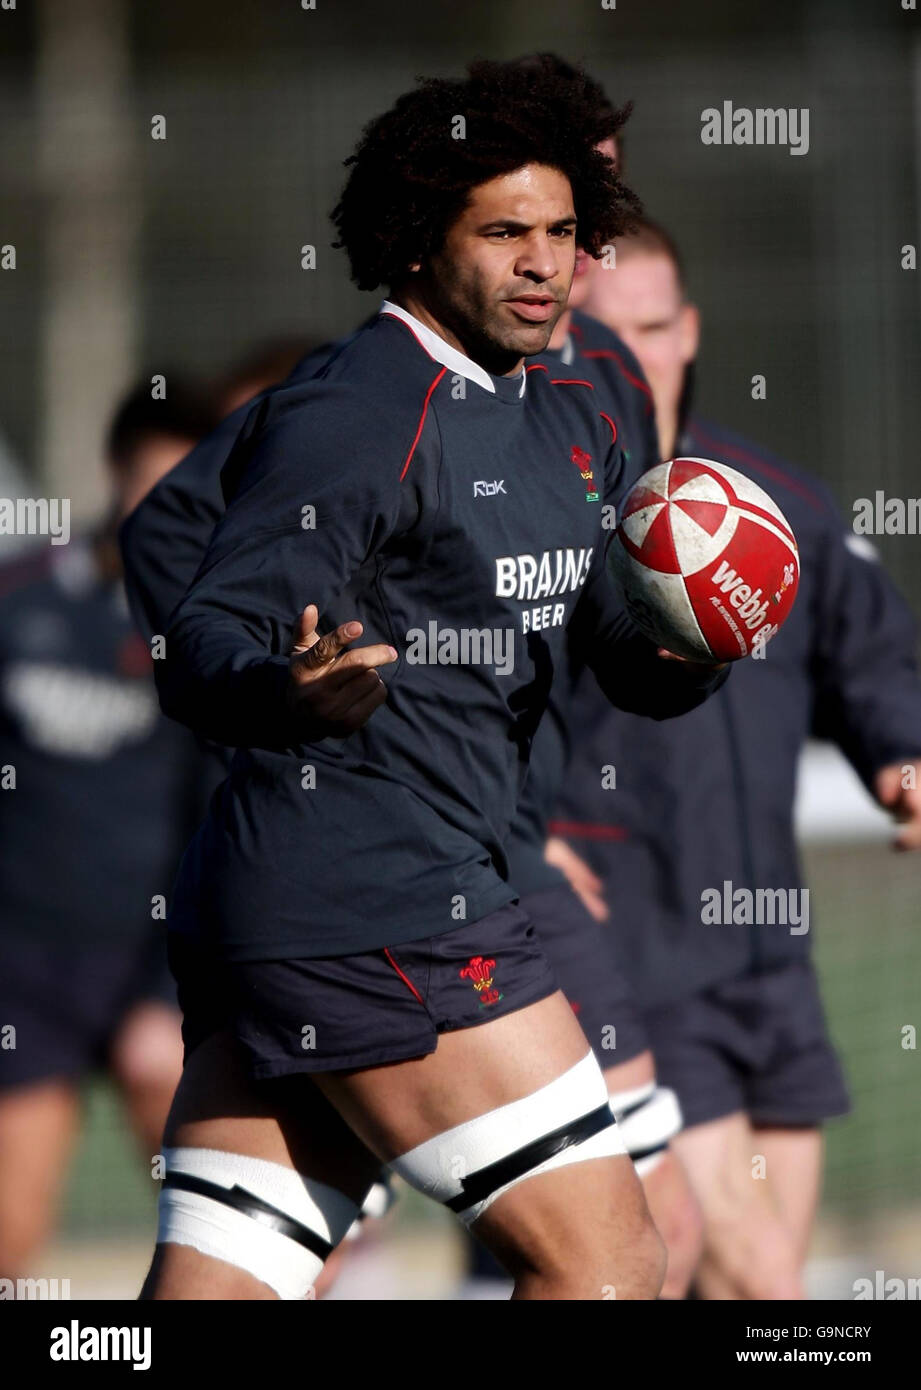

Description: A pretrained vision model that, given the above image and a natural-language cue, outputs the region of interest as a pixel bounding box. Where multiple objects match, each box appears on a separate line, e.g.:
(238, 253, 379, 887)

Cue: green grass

(808, 841, 921, 1216)
(60, 1083, 158, 1238)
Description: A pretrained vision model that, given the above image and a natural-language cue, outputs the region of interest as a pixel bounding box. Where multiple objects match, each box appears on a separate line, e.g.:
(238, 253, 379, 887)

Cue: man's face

(582, 251, 699, 433)
(420, 163, 577, 371)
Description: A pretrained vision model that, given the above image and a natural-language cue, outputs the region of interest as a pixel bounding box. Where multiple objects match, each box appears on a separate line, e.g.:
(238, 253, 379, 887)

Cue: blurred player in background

(0, 377, 216, 1280)
(211, 339, 323, 420)
(548, 218, 921, 1298)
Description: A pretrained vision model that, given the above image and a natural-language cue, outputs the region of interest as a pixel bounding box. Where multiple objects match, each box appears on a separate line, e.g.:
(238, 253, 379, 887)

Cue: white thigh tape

(390, 1052, 626, 1226)
(157, 1147, 359, 1300)
(609, 1084, 683, 1177)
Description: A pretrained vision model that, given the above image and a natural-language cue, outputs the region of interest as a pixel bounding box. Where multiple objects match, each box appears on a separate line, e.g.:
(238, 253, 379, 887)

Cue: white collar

(380, 300, 527, 399)
(558, 333, 576, 367)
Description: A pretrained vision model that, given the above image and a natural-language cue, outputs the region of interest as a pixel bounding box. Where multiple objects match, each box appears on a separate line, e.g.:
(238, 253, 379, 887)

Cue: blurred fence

(0, 1, 919, 600)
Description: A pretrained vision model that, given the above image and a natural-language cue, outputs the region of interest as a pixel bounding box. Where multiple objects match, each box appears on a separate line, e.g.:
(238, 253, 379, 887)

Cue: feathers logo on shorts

(459, 956, 503, 1007)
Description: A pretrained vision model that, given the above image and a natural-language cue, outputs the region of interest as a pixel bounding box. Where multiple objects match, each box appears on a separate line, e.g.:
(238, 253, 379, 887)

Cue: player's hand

(544, 836, 610, 922)
(286, 604, 397, 738)
(874, 761, 921, 851)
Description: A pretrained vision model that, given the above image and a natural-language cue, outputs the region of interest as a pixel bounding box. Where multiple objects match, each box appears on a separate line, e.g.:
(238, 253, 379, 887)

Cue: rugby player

(124, 262, 699, 1302)
(136, 63, 728, 1301)
(122, 61, 699, 1298)
(0, 379, 214, 1279)
(551, 218, 921, 1298)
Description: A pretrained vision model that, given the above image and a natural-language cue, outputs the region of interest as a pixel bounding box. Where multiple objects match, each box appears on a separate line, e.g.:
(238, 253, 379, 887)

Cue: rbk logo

(570, 446, 600, 503)
(473, 480, 507, 497)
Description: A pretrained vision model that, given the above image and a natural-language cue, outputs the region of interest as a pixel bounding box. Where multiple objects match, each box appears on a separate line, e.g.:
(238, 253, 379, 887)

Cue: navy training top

(157, 304, 724, 959)
(120, 311, 665, 909)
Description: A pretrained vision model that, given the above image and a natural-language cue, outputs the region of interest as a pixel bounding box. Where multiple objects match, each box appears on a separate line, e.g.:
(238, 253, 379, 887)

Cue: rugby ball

(608, 457, 799, 662)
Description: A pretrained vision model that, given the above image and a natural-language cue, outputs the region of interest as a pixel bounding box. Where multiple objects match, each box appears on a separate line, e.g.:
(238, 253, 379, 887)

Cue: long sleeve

(809, 508, 921, 788)
(157, 380, 416, 750)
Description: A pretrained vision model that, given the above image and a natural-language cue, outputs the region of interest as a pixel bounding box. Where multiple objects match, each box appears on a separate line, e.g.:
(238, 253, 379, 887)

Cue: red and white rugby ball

(608, 457, 799, 662)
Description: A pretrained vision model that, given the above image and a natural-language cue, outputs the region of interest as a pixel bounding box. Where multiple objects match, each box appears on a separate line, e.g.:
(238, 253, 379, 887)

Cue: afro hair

(331, 54, 639, 291)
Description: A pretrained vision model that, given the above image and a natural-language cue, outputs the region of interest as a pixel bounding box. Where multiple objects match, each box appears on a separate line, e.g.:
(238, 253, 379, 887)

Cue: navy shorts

(521, 883, 648, 1067)
(169, 902, 559, 1077)
(643, 960, 851, 1129)
(0, 929, 178, 1092)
